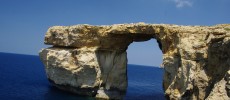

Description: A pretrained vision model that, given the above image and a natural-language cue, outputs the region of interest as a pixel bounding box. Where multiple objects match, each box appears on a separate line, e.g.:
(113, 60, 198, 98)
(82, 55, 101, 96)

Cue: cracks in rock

(104, 51, 117, 90)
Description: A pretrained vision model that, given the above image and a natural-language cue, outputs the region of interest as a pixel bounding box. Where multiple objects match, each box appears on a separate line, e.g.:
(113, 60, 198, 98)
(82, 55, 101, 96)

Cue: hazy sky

(0, 0, 229, 66)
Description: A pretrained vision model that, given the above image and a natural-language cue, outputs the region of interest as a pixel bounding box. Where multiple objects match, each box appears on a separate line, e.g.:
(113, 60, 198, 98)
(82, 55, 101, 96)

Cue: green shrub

(224, 28, 230, 31)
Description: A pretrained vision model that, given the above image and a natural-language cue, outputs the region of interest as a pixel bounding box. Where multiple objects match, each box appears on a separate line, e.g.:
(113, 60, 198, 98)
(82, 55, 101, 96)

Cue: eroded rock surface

(39, 23, 230, 99)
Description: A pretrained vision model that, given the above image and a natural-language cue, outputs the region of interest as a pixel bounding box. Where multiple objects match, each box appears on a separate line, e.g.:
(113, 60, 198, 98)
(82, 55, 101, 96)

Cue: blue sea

(0, 52, 165, 100)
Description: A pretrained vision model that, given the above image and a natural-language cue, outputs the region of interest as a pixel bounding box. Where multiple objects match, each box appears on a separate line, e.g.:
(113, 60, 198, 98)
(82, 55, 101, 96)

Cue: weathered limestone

(39, 47, 127, 99)
(39, 23, 230, 99)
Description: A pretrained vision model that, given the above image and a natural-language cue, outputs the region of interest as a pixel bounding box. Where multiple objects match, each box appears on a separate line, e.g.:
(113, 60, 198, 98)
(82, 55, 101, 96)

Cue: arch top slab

(40, 23, 230, 99)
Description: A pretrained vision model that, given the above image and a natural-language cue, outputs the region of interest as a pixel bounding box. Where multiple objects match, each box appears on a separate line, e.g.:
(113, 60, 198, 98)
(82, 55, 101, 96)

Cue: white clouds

(173, 0, 193, 8)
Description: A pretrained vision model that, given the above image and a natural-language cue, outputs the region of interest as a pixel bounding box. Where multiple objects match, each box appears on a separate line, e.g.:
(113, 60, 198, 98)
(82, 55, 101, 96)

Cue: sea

(0, 52, 165, 100)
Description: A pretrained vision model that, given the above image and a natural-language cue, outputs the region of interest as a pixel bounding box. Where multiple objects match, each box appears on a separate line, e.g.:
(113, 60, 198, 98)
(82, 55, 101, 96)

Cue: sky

(0, 0, 229, 66)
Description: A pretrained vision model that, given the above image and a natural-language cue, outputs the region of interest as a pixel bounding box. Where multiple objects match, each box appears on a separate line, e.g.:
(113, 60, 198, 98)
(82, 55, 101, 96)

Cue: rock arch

(39, 23, 230, 99)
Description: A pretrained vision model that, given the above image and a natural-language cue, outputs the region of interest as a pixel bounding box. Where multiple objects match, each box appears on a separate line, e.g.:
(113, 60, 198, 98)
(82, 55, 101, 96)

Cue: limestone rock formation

(39, 23, 230, 100)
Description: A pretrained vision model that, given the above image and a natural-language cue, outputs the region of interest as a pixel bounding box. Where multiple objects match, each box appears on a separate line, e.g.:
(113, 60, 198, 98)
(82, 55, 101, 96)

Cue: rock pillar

(39, 25, 136, 99)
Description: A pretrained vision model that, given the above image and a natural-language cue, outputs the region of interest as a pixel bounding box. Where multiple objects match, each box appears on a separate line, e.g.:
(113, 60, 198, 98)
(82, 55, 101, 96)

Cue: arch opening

(127, 39, 162, 67)
(125, 39, 164, 99)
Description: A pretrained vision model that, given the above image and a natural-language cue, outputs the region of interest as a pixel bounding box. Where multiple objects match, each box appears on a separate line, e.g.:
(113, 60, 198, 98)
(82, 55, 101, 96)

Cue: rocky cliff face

(39, 23, 230, 100)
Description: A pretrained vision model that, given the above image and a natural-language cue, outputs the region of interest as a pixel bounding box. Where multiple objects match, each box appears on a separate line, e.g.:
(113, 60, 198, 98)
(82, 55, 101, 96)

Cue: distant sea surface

(0, 52, 165, 100)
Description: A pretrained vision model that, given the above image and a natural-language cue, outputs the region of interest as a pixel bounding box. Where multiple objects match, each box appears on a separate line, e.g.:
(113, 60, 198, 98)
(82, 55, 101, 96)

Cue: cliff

(39, 23, 230, 99)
